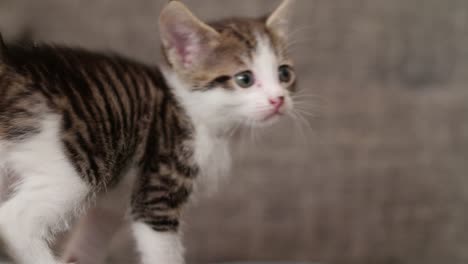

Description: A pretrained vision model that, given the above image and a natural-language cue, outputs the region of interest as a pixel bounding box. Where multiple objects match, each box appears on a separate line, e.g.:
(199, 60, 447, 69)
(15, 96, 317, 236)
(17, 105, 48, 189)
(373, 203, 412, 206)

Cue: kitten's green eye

(279, 65, 294, 84)
(235, 71, 255, 88)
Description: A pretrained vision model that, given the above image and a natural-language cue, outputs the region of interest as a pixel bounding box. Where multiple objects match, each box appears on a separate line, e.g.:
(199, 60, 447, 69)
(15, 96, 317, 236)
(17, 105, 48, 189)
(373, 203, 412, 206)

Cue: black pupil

(280, 66, 291, 83)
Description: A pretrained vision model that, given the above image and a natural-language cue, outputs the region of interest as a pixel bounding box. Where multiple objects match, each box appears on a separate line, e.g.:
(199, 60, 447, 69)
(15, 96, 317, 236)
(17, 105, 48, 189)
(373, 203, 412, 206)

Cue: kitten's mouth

(261, 109, 284, 122)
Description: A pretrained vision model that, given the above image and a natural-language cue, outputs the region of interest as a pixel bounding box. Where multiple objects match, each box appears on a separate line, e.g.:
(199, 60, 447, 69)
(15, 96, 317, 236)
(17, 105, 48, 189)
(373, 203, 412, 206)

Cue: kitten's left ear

(266, 0, 295, 39)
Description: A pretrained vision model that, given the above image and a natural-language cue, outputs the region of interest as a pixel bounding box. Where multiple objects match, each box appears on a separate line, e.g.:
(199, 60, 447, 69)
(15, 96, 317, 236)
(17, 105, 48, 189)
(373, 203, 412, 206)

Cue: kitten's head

(159, 0, 296, 129)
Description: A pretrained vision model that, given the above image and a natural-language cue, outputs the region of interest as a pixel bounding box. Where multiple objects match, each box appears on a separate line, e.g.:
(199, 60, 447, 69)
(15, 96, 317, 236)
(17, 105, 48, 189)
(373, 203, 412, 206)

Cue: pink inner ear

(170, 26, 199, 67)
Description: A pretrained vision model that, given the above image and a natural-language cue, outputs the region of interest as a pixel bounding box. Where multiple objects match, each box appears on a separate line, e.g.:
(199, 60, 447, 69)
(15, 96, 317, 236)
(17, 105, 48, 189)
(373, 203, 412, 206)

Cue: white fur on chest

(163, 68, 232, 188)
(193, 125, 231, 188)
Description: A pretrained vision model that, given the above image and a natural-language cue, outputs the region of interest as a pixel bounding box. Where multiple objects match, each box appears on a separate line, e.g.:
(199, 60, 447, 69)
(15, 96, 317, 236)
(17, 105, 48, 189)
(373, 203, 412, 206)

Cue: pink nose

(269, 96, 285, 109)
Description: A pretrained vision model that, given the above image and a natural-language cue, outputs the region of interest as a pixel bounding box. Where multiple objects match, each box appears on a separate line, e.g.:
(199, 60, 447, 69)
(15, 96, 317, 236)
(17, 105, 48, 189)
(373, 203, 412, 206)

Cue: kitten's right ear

(266, 0, 295, 39)
(159, 1, 219, 70)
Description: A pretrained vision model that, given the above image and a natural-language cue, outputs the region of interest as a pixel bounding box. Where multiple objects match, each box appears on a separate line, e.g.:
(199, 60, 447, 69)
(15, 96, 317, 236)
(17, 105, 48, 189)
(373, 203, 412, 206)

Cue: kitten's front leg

(130, 172, 191, 264)
(131, 221, 184, 264)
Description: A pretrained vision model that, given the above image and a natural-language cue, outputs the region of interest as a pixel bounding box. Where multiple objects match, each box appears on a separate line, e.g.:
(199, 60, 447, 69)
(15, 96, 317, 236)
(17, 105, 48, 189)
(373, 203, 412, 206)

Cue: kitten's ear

(266, 0, 295, 39)
(159, 1, 219, 69)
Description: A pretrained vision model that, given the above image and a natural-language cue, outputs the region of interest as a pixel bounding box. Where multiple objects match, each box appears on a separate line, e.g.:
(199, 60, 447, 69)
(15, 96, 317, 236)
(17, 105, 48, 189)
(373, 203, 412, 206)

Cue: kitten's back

(0, 43, 166, 188)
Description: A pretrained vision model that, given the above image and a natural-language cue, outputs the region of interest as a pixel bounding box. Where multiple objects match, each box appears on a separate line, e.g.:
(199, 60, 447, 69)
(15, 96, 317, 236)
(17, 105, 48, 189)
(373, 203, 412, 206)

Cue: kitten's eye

(234, 71, 255, 88)
(279, 65, 294, 84)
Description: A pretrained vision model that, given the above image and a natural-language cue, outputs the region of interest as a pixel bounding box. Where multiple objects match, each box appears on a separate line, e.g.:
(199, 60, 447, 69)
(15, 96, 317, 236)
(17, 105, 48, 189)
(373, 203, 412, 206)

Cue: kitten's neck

(160, 66, 234, 138)
(161, 66, 233, 186)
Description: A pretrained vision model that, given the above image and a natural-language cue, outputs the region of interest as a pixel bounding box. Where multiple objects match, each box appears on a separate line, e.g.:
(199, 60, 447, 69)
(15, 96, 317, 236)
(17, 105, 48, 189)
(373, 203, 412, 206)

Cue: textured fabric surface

(0, 1, 467, 264)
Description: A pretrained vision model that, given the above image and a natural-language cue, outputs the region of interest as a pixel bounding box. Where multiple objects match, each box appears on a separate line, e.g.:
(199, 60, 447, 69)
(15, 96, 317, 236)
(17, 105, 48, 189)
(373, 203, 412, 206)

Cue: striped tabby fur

(0, 44, 196, 230)
(0, 1, 297, 263)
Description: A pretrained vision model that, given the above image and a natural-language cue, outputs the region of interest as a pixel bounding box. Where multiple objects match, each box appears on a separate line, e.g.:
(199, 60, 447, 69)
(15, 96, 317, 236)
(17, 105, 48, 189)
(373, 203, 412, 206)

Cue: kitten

(0, 0, 297, 263)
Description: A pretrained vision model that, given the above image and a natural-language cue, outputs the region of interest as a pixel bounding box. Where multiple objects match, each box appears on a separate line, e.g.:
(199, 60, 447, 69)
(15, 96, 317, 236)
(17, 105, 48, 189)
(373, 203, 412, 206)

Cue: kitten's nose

(269, 96, 285, 109)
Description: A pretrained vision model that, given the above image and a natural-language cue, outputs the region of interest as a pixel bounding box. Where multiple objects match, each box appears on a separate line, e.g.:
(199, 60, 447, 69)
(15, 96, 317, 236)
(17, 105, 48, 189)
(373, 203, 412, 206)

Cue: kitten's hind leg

(0, 117, 90, 264)
(62, 206, 124, 264)
(0, 163, 89, 264)
(62, 170, 136, 264)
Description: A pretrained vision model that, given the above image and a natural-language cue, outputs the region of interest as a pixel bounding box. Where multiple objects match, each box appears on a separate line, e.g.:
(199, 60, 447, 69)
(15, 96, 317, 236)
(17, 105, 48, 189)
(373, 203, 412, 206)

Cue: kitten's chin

(249, 114, 283, 128)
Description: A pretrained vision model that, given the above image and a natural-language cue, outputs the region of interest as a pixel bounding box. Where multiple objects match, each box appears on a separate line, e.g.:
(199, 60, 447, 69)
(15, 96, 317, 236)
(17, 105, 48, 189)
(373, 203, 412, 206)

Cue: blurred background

(1, 0, 468, 264)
